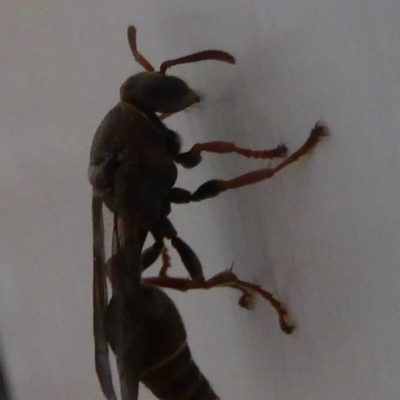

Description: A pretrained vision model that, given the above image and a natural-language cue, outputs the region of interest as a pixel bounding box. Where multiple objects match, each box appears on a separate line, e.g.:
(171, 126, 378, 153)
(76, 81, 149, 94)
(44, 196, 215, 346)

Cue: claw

(238, 293, 254, 310)
(276, 143, 289, 158)
(312, 121, 330, 137)
(279, 318, 295, 334)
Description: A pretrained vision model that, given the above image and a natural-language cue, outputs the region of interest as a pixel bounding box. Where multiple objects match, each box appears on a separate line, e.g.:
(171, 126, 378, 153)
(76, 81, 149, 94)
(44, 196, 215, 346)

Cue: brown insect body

(105, 284, 218, 400)
(90, 102, 178, 235)
(89, 98, 192, 400)
(89, 24, 328, 400)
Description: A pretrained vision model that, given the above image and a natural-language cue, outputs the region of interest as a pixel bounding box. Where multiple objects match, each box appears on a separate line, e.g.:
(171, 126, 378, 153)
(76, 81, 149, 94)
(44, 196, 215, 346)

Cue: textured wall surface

(1, 1, 400, 399)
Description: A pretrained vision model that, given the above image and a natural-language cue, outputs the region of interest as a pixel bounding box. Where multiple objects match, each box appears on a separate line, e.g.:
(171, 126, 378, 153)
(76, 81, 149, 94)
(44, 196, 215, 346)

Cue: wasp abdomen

(107, 285, 220, 399)
(142, 343, 218, 400)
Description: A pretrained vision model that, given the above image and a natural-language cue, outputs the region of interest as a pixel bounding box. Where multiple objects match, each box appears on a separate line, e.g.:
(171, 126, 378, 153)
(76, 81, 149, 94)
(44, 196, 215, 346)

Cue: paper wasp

(89, 24, 328, 400)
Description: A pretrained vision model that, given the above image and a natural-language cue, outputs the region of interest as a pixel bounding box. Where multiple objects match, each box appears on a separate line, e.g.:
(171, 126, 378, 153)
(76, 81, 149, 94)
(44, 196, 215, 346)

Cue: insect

(105, 244, 292, 400)
(105, 274, 220, 399)
(140, 246, 292, 330)
(89, 24, 328, 400)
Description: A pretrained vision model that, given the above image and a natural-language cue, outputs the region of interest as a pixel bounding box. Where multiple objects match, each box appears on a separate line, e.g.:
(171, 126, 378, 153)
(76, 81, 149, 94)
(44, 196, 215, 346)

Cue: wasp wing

(92, 193, 117, 400)
(106, 213, 145, 400)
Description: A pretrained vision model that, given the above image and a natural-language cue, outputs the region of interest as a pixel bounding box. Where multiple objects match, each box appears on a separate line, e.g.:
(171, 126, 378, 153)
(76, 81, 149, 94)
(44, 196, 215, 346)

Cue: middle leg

(151, 216, 205, 281)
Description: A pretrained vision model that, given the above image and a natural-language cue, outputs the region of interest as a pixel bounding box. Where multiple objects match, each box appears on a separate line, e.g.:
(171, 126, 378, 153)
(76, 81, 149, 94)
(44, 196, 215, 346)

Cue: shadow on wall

(0, 336, 13, 400)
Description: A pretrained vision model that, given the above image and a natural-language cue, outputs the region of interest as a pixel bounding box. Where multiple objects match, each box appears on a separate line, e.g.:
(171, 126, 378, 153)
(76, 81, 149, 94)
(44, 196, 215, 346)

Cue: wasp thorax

(120, 72, 200, 113)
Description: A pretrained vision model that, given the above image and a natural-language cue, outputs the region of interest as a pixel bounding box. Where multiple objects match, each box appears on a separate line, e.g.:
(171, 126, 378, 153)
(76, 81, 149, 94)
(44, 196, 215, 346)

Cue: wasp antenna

(127, 25, 155, 72)
(159, 50, 236, 74)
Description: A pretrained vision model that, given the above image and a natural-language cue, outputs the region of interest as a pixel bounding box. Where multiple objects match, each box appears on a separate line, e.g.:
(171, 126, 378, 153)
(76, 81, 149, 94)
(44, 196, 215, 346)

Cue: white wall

(1, 0, 400, 399)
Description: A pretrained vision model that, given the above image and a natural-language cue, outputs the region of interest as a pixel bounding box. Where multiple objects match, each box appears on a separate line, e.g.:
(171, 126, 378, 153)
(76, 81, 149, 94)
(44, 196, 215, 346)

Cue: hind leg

(143, 269, 294, 334)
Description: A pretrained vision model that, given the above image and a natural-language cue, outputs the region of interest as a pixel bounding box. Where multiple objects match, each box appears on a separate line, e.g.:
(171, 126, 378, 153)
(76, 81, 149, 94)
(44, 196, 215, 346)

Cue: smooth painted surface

(1, 1, 400, 399)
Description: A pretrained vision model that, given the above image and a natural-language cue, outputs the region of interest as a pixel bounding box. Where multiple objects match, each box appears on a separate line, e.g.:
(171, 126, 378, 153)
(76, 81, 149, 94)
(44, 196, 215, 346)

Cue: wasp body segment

(105, 284, 219, 400)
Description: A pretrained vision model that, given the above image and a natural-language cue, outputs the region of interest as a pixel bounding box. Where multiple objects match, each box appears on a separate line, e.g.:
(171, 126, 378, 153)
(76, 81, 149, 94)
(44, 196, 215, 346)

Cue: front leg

(175, 140, 287, 168)
(170, 123, 328, 203)
(164, 124, 287, 169)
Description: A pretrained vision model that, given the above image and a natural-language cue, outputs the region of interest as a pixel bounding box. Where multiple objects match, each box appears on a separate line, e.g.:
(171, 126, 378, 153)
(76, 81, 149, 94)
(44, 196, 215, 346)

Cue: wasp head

(120, 72, 200, 114)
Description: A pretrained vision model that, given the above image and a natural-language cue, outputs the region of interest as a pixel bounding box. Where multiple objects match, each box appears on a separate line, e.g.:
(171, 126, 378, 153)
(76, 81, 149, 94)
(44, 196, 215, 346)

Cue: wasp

(105, 245, 294, 400)
(89, 25, 328, 400)
(106, 254, 221, 400)
(106, 283, 219, 400)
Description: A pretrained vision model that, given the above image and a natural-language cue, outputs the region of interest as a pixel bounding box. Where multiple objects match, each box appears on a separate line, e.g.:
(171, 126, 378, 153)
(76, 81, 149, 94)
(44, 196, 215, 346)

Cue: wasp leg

(173, 123, 328, 202)
(159, 247, 171, 277)
(228, 277, 294, 334)
(142, 223, 171, 276)
(141, 241, 165, 272)
(142, 269, 294, 334)
(151, 217, 205, 281)
(175, 141, 287, 169)
(140, 239, 179, 277)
